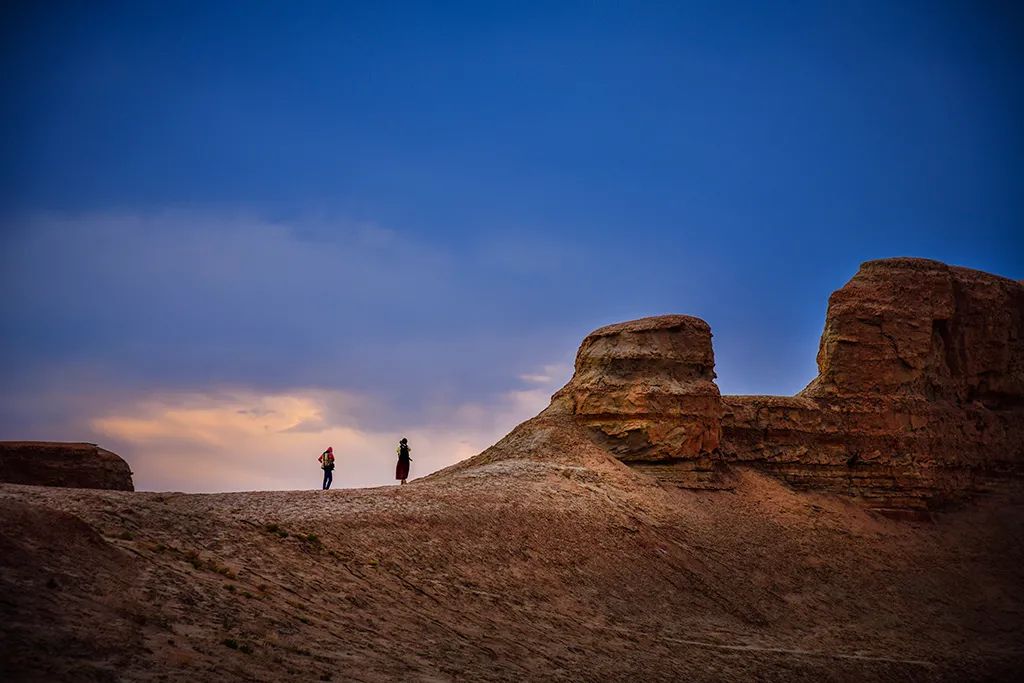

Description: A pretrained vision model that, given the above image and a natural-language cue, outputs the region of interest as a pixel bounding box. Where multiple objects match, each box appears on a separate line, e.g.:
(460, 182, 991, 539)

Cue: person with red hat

(318, 447, 335, 490)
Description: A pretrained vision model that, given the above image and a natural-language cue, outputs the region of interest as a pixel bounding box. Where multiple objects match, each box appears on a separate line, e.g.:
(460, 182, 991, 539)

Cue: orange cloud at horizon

(88, 377, 567, 493)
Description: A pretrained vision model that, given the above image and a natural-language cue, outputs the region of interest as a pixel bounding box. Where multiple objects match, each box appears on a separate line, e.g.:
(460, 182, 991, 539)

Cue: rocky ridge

(542, 258, 1024, 515)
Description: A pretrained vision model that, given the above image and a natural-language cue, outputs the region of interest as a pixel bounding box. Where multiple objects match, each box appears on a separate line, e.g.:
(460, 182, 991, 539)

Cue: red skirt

(396, 459, 410, 481)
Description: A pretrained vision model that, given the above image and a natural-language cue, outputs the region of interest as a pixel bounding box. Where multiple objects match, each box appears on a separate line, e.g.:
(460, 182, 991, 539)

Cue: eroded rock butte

(0, 441, 135, 491)
(544, 257, 1024, 515)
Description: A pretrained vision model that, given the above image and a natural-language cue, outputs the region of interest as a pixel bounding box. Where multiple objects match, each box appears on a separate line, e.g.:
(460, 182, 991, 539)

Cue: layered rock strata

(545, 316, 726, 487)
(546, 258, 1024, 514)
(0, 442, 134, 491)
(801, 258, 1024, 404)
(720, 258, 1024, 514)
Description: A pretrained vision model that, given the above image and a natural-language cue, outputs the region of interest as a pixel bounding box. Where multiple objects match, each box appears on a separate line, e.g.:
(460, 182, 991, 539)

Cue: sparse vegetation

(182, 548, 203, 569)
(212, 563, 237, 579)
(264, 523, 289, 538)
(179, 547, 239, 577)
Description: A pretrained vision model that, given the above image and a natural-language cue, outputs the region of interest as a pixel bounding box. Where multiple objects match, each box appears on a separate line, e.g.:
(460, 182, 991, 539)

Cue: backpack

(322, 452, 335, 470)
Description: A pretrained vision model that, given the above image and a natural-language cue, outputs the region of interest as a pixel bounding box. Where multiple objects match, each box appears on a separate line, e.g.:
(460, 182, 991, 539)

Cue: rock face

(545, 316, 726, 487)
(548, 258, 1024, 514)
(0, 442, 134, 491)
(801, 257, 1024, 404)
(722, 258, 1024, 514)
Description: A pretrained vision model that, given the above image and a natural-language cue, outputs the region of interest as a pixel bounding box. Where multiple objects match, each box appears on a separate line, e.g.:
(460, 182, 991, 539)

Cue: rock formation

(0, 441, 134, 491)
(545, 315, 726, 487)
(545, 258, 1024, 515)
(801, 257, 1024, 403)
(1, 256, 1022, 681)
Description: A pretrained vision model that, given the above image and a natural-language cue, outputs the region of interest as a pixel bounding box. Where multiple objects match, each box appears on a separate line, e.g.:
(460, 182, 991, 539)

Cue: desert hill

(2, 257, 1023, 681)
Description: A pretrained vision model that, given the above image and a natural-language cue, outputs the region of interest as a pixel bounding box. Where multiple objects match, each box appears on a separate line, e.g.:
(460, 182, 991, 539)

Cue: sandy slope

(2, 417, 1023, 681)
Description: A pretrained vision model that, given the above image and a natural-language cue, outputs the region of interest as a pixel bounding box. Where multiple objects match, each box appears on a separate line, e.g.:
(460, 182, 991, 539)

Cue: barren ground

(2, 417, 1022, 681)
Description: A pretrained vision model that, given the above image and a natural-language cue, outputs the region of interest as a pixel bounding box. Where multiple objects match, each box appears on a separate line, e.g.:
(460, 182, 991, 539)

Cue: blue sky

(1, 1, 1022, 491)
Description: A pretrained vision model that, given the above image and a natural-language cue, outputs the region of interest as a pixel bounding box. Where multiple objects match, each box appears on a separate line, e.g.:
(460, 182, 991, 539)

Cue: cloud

(78, 362, 568, 492)
(519, 363, 573, 385)
(0, 209, 586, 404)
(0, 208, 584, 492)
(89, 388, 375, 491)
(0, 210, 449, 366)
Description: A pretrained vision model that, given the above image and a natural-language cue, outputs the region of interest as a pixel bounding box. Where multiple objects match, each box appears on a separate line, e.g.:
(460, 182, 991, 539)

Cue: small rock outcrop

(545, 258, 1024, 514)
(0, 442, 134, 491)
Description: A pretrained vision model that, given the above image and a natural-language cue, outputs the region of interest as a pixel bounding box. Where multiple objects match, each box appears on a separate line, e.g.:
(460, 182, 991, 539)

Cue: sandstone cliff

(801, 257, 1024, 404)
(542, 258, 1024, 516)
(544, 316, 726, 488)
(0, 441, 134, 491)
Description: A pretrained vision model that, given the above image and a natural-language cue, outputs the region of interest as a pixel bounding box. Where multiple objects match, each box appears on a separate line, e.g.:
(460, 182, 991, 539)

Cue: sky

(1, 1, 1022, 492)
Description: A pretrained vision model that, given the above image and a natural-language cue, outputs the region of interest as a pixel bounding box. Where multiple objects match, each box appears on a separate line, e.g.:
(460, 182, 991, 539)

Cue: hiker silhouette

(396, 438, 411, 485)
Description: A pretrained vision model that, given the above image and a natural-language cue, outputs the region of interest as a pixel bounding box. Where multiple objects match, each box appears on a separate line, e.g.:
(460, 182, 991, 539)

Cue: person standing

(395, 438, 412, 485)
(318, 447, 335, 490)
